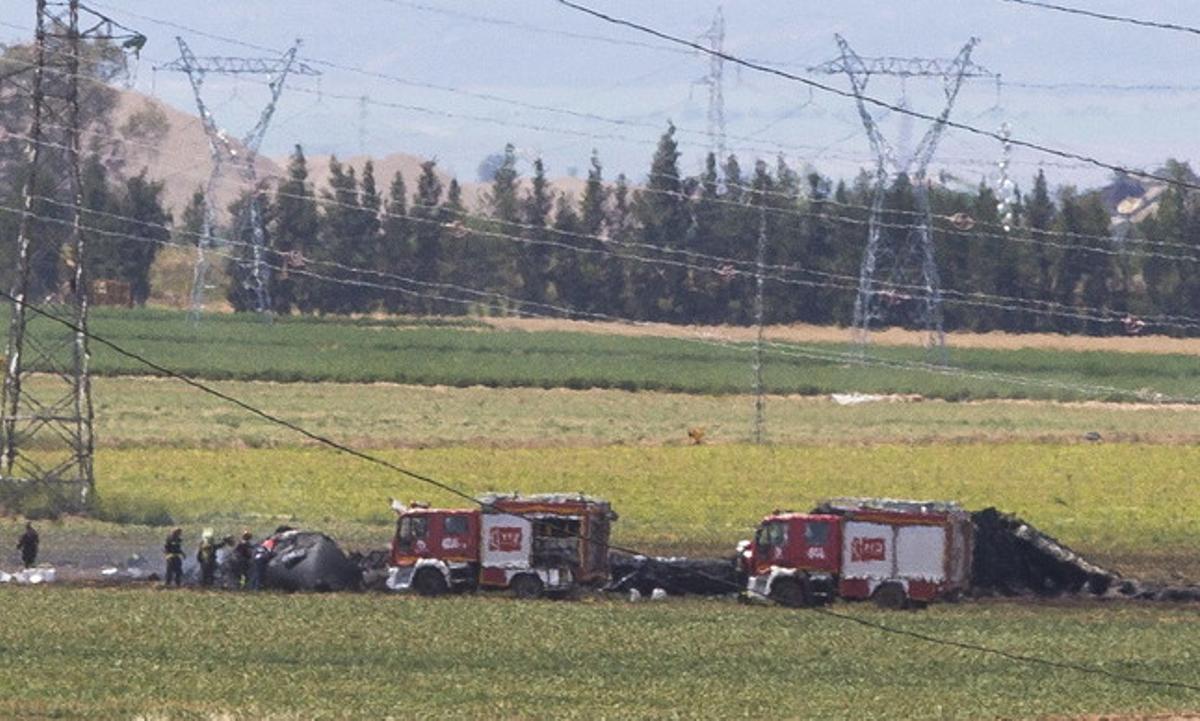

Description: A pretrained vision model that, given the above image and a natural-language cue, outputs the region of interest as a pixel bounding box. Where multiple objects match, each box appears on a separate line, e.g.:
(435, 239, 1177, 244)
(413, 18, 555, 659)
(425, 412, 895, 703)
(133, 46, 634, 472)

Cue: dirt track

(484, 317, 1200, 355)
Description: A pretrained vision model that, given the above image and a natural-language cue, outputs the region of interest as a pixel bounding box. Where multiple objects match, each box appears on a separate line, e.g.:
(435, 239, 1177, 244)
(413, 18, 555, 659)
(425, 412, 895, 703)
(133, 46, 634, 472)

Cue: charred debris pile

(970, 507, 1200, 602)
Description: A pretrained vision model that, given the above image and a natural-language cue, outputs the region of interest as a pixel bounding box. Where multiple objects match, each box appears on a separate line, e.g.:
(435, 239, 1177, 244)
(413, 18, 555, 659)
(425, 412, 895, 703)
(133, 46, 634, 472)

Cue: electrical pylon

(697, 7, 727, 162)
(1, 0, 144, 512)
(810, 36, 991, 355)
(155, 39, 319, 320)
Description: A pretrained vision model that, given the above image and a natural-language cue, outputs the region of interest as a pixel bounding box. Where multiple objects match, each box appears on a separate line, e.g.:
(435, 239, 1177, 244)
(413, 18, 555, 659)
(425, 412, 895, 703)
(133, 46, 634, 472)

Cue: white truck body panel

(842, 520, 949, 583)
(479, 513, 532, 570)
(841, 521, 895, 580)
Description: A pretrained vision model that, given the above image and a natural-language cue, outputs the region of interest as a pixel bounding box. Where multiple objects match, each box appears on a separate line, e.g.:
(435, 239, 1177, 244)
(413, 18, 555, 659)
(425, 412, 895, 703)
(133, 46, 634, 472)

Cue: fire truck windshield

(396, 515, 429, 552)
(757, 521, 787, 548)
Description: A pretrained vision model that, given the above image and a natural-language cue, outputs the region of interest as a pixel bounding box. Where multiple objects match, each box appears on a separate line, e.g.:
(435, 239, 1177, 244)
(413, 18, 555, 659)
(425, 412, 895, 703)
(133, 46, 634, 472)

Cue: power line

(998, 0, 1200, 37)
(61, 5, 1106, 179)
(11, 197, 1200, 399)
(3, 41, 1099, 187)
(8, 59, 1200, 328)
(5, 193, 1196, 406)
(28, 177, 1200, 334)
(552, 0, 1200, 193)
(14, 107, 1200, 331)
(4, 283, 1198, 694)
(15, 121, 1200, 333)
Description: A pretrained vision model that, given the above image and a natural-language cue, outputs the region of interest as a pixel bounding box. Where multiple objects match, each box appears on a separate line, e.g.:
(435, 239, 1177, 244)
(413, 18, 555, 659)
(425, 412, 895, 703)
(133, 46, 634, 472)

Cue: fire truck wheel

(769, 577, 808, 608)
(413, 568, 448, 597)
(511, 574, 544, 600)
(872, 583, 908, 610)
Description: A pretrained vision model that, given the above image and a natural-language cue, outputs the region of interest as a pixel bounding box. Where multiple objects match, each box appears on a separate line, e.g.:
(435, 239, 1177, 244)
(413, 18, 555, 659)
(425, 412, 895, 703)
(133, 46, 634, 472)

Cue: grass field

(25, 307, 1200, 402)
(27, 443, 1184, 579)
(0, 587, 1195, 720)
(6, 308, 1200, 719)
(26, 376, 1199, 449)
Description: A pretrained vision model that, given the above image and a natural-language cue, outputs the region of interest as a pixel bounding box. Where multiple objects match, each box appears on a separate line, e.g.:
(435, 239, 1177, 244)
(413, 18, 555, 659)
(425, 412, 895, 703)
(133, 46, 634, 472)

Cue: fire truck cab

(742, 498, 972, 609)
(387, 494, 616, 599)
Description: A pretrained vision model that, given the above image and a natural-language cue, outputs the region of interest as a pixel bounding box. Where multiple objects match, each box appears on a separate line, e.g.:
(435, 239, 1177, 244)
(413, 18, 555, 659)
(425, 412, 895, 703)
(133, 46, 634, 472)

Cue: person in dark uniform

(232, 531, 254, 589)
(16, 522, 39, 569)
(163, 528, 184, 587)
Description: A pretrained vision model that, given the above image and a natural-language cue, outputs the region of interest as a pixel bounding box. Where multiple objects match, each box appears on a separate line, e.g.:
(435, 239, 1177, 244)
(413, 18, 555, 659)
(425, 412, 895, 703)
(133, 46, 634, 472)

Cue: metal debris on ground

(607, 552, 739, 596)
(251, 530, 362, 592)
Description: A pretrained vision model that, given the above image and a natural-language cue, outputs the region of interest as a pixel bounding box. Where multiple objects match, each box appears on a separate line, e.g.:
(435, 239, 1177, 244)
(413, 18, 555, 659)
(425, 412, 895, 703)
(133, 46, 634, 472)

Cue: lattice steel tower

(697, 7, 727, 162)
(1, 0, 144, 511)
(155, 39, 318, 320)
(810, 36, 990, 353)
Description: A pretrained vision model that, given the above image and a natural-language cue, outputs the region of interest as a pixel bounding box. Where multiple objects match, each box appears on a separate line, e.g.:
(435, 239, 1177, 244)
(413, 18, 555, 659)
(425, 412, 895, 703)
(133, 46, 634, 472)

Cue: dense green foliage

(0, 587, 1194, 720)
(238, 126, 1200, 338)
(46, 307, 1200, 402)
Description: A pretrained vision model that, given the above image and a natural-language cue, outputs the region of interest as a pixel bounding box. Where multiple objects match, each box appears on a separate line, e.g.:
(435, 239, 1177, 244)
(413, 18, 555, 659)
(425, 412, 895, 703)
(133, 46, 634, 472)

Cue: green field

(25, 307, 1200, 402)
(31, 376, 1200, 449)
(6, 308, 1200, 719)
(31, 443, 1188, 579)
(0, 587, 1195, 720)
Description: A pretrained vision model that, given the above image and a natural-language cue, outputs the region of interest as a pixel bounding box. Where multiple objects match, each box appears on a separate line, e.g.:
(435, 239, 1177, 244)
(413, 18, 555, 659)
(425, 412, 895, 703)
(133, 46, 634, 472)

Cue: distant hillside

(101, 88, 592, 219)
(107, 91, 281, 220)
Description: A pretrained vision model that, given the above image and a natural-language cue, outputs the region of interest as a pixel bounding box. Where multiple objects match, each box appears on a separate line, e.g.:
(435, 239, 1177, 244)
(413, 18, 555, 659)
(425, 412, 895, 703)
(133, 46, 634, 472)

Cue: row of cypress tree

(204, 124, 1199, 336)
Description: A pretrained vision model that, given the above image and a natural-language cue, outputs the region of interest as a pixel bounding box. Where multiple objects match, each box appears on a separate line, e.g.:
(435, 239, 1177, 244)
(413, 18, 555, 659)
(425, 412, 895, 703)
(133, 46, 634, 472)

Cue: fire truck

(740, 498, 973, 609)
(386, 493, 616, 598)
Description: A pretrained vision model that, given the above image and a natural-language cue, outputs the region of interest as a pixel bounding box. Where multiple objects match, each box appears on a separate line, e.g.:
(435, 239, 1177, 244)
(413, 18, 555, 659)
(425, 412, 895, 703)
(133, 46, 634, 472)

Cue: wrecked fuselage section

(220, 530, 361, 592)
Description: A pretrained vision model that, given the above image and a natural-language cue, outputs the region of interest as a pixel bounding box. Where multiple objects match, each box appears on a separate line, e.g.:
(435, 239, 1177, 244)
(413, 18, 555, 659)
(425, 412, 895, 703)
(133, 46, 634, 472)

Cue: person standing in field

(16, 522, 39, 568)
(232, 530, 254, 589)
(250, 526, 291, 591)
(163, 527, 184, 587)
(196, 529, 229, 587)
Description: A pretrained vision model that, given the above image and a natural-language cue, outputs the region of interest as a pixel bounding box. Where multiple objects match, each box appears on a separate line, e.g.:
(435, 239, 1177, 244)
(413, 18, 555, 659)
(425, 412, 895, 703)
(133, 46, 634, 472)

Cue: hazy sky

(3, 0, 1199, 190)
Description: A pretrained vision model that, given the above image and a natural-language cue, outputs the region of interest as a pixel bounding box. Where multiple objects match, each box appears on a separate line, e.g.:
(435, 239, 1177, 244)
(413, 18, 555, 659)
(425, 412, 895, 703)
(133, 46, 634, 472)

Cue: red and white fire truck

(740, 498, 973, 609)
(386, 493, 616, 598)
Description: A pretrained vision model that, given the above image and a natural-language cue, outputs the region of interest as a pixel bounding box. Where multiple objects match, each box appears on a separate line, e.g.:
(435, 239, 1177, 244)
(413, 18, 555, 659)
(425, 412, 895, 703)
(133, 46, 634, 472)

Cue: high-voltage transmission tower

(696, 7, 727, 162)
(1, 0, 144, 511)
(810, 36, 992, 354)
(155, 39, 319, 320)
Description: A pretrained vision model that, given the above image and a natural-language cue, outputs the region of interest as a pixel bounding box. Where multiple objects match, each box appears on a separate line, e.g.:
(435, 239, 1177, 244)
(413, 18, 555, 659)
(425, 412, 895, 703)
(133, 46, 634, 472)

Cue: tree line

(232, 126, 1199, 337)
(1, 110, 1197, 337)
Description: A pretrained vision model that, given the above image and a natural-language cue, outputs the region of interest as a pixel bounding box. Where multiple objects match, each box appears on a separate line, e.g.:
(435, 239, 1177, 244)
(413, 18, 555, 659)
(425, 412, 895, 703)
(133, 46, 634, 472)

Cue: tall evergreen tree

(379, 170, 410, 314)
(272, 145, 319, 314)
(411, 159, 444, 315)
(1023, 169, 1059, 331)
(632, 124, 690, 320)
(520, 157, 553, 307)
(316, 158, 371, 313)
(606, 173, 635, 316)
(550, 193, 582, 312)
(114, 171, 170, 305)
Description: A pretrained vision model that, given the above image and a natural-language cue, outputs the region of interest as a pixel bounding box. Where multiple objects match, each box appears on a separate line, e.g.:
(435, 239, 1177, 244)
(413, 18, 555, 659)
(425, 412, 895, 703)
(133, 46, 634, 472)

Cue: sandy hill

(108, 91, 281, 220)
(102, 88, 592, 219)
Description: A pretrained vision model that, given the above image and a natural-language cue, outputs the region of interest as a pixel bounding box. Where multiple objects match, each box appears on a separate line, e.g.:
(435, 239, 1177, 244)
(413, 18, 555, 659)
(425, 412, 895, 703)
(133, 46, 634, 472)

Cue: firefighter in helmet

(196, 529, 231, 587)
(232, 530, 255, 589)
(163, 528, 184, 587)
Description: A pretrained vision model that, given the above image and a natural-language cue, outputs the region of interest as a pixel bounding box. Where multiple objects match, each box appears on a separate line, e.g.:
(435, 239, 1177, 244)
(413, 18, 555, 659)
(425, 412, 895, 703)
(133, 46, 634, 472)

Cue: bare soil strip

(484, 316, 1200, 355)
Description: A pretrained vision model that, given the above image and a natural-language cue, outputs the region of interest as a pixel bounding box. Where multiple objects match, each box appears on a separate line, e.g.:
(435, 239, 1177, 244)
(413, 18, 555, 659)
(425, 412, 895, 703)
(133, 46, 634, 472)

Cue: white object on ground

(831, 393, 885, 406)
